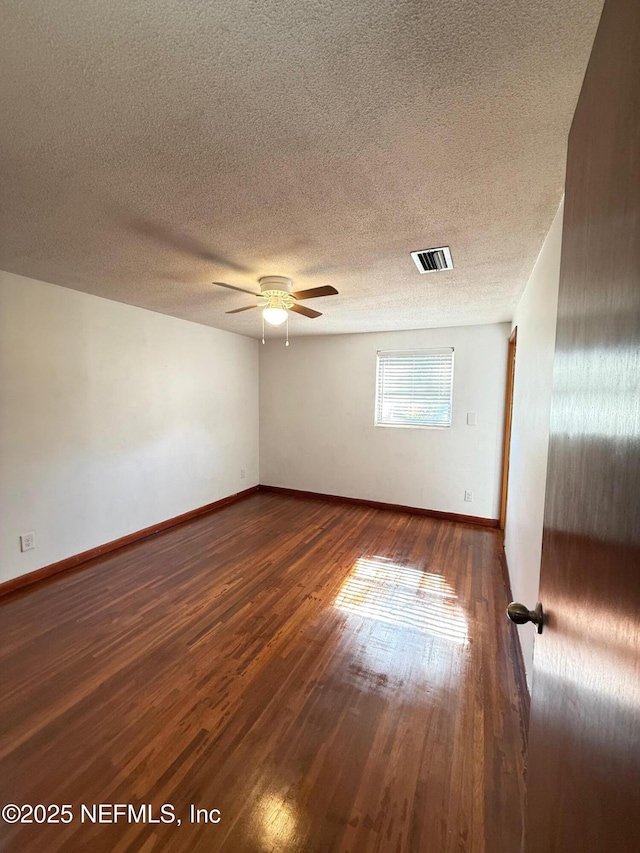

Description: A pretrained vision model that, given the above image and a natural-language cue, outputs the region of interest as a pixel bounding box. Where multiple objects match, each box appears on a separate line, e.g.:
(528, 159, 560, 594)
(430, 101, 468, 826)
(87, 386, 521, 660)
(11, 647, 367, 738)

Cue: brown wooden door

(524, 0, 640, 850)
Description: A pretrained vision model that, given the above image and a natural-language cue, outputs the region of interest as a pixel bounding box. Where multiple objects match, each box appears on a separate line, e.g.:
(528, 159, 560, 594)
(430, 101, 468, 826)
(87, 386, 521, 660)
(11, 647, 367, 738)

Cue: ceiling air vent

(410, 246, 453, 274)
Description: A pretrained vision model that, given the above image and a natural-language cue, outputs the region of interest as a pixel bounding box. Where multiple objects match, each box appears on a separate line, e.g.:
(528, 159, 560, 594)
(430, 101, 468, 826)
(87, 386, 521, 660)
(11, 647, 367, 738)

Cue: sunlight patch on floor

(255, 792, 298, 852)
(334, 556, 468, 643)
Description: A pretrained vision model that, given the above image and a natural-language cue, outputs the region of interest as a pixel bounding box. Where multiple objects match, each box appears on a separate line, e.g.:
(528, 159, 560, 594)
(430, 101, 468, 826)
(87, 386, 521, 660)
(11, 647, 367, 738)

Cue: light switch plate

(467, 412, 478, 426)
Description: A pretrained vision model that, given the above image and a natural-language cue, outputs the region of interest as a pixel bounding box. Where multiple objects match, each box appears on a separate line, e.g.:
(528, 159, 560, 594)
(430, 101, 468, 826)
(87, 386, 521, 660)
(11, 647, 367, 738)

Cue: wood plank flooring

(0, 493, 527, 852)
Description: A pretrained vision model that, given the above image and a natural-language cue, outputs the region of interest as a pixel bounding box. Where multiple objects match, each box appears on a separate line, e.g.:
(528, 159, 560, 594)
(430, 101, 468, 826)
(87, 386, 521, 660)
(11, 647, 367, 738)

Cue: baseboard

(499, 549, 531, 737)
(259, 484, 500, 528)
(1, 483, 498, 600)
(0, 485, 259, 599)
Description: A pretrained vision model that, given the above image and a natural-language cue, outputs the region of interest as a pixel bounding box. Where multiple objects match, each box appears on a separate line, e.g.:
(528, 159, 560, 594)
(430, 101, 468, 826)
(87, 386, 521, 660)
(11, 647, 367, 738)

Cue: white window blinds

(375, 348, 454, 428)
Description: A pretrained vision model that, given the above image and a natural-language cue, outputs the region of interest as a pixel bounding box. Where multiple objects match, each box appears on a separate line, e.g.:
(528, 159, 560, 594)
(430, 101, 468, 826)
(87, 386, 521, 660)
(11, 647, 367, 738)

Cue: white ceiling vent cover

(410, 246, 453, 274)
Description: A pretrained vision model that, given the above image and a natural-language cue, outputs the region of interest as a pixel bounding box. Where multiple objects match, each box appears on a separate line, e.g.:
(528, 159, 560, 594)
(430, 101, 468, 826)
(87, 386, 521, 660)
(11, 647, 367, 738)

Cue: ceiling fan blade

(226, 305, 259, 314)
(290, 303, 322, 319)
(213, 281, 260, 296)
(291, 285, 339, 300)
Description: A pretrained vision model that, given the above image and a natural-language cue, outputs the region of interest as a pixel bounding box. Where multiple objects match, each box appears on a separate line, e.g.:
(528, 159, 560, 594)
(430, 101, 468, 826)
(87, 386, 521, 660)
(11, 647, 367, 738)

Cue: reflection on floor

(254, 792, 298, 851)
(335, 556, 468, 643)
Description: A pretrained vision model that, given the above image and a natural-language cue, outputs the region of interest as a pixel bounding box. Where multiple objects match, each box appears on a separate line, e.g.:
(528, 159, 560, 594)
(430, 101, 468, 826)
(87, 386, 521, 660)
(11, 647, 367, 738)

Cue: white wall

(0, 271, 259, 584)
(504, 200, 563, 682)
(260, 324, 509, 520)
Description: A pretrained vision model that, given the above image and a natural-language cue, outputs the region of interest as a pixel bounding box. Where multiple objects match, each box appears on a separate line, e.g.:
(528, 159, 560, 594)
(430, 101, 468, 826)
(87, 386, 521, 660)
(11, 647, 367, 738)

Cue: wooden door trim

(500, 327, 517, 530)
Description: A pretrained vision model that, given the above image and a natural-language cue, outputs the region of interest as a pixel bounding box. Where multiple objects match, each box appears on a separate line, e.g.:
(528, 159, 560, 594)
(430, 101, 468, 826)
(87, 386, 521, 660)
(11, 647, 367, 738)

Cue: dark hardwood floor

(0, 493, 527, 852)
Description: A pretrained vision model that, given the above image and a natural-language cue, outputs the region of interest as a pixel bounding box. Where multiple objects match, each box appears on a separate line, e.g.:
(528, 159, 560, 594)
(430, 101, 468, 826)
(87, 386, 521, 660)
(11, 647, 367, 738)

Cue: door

(524, 0, 640, 850)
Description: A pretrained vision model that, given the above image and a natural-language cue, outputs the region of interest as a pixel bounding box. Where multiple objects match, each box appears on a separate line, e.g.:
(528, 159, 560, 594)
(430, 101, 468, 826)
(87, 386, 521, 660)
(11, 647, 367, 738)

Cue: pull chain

(262, 315, 265, 345)
(285, 315, 289, 347)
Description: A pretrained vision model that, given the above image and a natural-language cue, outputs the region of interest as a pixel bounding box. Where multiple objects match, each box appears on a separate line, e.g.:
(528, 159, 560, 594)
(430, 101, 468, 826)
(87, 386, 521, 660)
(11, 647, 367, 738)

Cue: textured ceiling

(0, 0, 603, 338)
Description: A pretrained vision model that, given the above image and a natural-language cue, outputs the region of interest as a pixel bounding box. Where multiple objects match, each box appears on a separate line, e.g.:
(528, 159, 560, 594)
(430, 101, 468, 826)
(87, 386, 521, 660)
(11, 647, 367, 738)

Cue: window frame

(374, 347, 455, 430)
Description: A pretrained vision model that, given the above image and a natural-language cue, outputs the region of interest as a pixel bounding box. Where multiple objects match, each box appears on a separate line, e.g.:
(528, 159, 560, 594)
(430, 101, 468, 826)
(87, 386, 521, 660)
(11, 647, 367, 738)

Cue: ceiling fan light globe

(263, 307, 288, 326)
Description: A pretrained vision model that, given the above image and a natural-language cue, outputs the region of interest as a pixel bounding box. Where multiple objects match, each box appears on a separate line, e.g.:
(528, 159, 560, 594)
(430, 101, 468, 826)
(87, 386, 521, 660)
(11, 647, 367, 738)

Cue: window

(375, 348, 454, 428)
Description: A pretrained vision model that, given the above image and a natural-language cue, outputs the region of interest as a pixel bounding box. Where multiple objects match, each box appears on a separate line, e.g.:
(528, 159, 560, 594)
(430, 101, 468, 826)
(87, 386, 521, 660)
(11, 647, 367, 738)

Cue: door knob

(507, 601, 544, 634)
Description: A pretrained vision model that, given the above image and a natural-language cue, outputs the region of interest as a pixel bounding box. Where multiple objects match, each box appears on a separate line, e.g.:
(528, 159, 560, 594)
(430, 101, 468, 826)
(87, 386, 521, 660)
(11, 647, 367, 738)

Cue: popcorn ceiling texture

(0, 0, 603, 338)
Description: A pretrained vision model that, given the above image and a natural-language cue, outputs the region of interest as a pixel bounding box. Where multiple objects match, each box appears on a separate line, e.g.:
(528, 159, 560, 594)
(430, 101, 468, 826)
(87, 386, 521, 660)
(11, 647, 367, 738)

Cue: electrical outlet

(20, 532, 36, 552)
(240, 468, 246, 479)
(464, 490, 474, 502)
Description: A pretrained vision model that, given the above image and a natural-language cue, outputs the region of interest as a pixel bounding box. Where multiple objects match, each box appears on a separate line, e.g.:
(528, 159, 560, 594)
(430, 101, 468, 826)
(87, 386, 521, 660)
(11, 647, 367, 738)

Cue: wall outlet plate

(240, 468, 246, 479)
(20, 532, 36, 552)
(467, 412, 478, 426)
(464, 490, 474, 502)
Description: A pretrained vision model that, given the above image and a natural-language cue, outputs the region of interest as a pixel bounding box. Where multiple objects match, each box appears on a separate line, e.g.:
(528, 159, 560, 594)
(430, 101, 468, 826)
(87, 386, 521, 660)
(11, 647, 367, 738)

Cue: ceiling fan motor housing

(259, 275, 292, 294)
(258, 276, 295, 310)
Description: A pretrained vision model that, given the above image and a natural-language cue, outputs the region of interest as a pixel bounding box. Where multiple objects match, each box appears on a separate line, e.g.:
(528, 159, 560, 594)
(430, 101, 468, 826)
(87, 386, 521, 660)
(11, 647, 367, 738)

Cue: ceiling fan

(213, 276, 338, 344)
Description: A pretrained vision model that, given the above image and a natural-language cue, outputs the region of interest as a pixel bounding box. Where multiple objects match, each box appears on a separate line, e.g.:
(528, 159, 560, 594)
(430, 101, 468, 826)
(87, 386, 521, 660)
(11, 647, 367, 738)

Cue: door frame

(499, 327, 517, 530)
